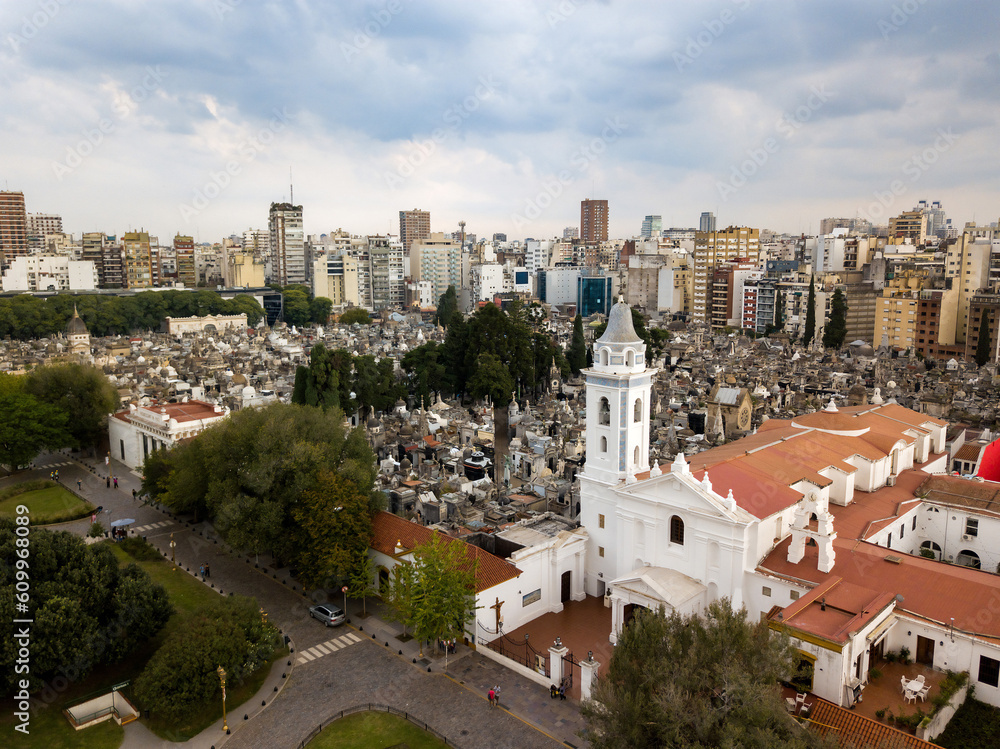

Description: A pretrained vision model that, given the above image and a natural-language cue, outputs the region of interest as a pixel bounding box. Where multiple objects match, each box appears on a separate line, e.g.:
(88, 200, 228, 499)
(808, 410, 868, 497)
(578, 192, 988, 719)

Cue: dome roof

(597, 298, 642, 344)
(66, 306, 88, 336)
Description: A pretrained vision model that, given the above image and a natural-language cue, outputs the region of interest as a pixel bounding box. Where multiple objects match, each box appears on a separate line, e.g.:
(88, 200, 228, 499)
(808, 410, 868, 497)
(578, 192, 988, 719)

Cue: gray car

(308, 604, 345, 627)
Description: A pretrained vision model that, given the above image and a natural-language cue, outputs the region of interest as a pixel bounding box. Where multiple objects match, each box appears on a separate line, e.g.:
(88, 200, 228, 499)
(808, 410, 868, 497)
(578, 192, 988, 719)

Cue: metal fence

(296, 703, 461, 748)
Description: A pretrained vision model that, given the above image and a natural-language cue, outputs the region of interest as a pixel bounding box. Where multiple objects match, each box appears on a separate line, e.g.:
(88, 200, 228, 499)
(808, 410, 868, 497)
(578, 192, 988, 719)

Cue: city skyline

(2, 1, 998, 242)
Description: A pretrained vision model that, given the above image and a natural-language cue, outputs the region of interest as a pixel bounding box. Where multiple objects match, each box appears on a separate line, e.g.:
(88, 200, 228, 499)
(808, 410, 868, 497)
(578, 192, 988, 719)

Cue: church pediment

(610, 566, 707, 611)
(615, 468, 750, 522)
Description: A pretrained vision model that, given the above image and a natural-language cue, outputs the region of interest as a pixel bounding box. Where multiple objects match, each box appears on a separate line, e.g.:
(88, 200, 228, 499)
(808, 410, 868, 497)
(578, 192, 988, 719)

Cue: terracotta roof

(370, 511, 521, 593)
(772, 576, 895, 645)
(953, 442, 984, 463)
(807, 698, 939, 748)
(829, 468, 926, 540)
(113, 400, 223, 424)
(760, 536, 1000, 641)
(916, 473, 1000, 518)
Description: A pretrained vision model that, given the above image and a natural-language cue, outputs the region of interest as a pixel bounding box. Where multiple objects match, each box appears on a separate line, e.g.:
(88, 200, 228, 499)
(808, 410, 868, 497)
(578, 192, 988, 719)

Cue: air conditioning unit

(886, 476, 897, 487)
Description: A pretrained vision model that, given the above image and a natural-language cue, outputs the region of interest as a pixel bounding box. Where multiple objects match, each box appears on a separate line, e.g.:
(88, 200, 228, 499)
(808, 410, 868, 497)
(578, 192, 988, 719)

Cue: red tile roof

(370, 511, 521, 593)
(917, 473, 1000, 517)
(807, 698, 939, 748)
(772, 576, 895, 645)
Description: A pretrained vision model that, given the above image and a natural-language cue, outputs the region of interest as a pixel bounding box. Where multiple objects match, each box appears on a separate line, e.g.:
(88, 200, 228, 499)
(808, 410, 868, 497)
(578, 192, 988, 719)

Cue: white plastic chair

(918, 685, 930, 702)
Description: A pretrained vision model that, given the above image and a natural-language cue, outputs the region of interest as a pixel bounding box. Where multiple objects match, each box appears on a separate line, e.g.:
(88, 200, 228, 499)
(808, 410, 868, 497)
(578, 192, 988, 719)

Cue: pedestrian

(54, 470, 59, 481)
(204, 563, 210, 579)
(77, 479, 82, 491)
(487, 687, 495, 708)
(199, 565, 205, 581)
(493, 685, 501, 707)
(559, 685, 566, 701)
(132, 488, 137, 501)
(106, 475, 111, 488)
(113, 476, 118, 489)
(49, 471, 54, 481)
(91, 513, 96, 524)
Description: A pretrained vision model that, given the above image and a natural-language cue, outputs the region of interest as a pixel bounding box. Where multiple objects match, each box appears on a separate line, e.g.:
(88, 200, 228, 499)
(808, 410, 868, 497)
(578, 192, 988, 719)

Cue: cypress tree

(975, 313, 993, 367)
(802, 276, 816, 347)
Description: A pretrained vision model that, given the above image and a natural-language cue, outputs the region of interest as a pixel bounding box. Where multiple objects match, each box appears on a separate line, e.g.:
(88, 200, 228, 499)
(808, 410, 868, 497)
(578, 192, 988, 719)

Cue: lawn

(0, 483, 94, 524)
(306, 711, 451, 749)
(0, 541, 273, 748)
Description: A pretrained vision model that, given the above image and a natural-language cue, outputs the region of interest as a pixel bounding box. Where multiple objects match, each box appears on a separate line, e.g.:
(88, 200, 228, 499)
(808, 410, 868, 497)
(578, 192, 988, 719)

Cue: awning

(865, 614, 896, 646)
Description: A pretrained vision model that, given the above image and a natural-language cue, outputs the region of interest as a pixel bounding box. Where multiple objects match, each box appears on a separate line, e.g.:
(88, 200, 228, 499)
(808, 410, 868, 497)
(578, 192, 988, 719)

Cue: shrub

(869, 667, 882, 680)
(134, 596, 281, 725)
(88, 522, 105, 538)
(900, 646, 911, 664)
(119, 536, 161, 561)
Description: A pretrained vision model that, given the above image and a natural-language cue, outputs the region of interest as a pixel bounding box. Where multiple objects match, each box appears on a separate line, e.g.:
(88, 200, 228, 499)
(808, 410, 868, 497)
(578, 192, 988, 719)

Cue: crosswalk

(296, 632, 362, 665)
(133, 520, 174, 533)
(40, 460, 74, 468)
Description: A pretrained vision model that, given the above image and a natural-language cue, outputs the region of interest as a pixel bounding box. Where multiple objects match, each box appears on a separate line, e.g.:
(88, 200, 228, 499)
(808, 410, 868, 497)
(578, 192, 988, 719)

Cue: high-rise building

(563, 226, 579, 240)
(122, 231, 153, 289)
(0, 191, 28, 270)
(102, 237, 124, 288)
(366, 235, 405, 311)
(26, 213, 63, 252)
(81, 232, 107, 285)
(399, 209, 430, 253)
(699, 211, 716, 233)
(492, 233, 507, 243)
(580, 199, 609, 243)
(889, 210, 928, 245)
(915, 200, 950, 239)
(174, 235, 196, 287)
(269, 202, 305, 286)
(640, 215, 662, 239)
(411, 232, 461, 303)
(692, 226, 760, 324)
(242, 228, 270, 258)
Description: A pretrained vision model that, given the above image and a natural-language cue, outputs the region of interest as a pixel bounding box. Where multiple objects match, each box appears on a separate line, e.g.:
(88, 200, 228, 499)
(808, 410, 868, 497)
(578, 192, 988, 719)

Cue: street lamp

(216, 665, 228, 733)
(170, 533, 176, 571)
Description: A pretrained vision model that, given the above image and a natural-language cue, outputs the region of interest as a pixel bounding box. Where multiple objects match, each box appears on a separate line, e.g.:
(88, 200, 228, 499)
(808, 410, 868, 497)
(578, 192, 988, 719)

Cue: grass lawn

(0, 485, 94, 524)
(306, 711, 451, 749)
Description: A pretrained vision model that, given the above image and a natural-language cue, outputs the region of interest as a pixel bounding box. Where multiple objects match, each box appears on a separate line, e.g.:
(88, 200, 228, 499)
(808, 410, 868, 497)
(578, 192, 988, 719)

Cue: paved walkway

(18, 451, 591, 748)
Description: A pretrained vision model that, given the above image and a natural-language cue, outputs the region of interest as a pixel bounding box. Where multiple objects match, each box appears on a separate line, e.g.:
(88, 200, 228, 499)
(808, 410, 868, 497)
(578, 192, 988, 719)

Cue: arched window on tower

(599, 397, 610, 425)
(634, 397, 642, 423)
(670, 516, 685, 545)
(600, 348, 609, 366)
(626, 350, 635, 367)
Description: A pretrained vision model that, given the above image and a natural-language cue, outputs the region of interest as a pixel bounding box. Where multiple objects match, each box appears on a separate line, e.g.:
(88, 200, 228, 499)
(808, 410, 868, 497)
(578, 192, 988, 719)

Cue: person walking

(204, 563, 210, 579)
(487, 687, 495, 708)
(492, 685, 501, 708)
(199, 565, 205, 581)
(106, 475, 111, 488)
(113, 476, 118, 489)
(77, 479, 82, 491)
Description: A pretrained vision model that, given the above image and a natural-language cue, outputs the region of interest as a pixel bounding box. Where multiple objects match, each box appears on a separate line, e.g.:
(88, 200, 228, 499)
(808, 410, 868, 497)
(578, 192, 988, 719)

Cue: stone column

(549, 641, 567, 686)
(581, 654, 600, 701)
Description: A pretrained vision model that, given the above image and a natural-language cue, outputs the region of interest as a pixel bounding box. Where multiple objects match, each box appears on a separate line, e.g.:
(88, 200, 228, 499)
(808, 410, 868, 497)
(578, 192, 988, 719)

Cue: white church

(579, 297, 1000, 713)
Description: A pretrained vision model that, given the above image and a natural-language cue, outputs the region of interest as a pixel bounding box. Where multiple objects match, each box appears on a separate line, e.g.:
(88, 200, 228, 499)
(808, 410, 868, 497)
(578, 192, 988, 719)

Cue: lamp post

(170, 533, 176, 571)
(216, 665, 228, 733)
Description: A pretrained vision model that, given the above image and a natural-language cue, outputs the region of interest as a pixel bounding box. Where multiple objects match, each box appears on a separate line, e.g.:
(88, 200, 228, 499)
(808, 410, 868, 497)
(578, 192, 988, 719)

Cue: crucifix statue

(490, 596, 504, 632)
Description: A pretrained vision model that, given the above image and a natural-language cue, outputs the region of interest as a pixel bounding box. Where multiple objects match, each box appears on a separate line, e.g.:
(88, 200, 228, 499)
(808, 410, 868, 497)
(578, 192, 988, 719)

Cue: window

(598, 514, 605, 529)
(900, 523, 905, 539)
(762, 586, 772, 597)
(790, 590, 800, 601)
(912, 516, 917, 531)
(634, 398, 642, 423)
(600, 436, 608, 453)
(979, 656, 1000, 688)
(966, 518, 979, 537)
(670, 516, 685, 545)
(599, 397, 610, 425)
(598, 546, 605, 558)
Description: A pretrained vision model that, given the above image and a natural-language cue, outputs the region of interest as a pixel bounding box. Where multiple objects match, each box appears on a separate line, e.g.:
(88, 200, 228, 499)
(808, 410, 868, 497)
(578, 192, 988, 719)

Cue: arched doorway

(623, 603, 649, 629)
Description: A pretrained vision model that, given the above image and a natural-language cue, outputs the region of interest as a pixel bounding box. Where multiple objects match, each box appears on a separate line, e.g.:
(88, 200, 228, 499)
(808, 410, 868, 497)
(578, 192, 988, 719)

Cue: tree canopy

(803, 276, 817, 347)
(0, 374, 69, 469)
(822, 289, 848, 350)
(0, 290, 264, 340)
(0, 524, 172, 694)
(142, 403, 381, 573)
(975, 313, 993, 367)
(434, 285, 459, 326)
(338, 307, 371, 325)
(25, 363, 118, 451)
(568, 314, 588, 375)
(581, 599, 828, 749)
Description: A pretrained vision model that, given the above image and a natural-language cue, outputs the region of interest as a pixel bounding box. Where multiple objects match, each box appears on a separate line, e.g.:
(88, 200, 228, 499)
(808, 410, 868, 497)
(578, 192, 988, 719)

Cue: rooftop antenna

(289, 167, 293, 205)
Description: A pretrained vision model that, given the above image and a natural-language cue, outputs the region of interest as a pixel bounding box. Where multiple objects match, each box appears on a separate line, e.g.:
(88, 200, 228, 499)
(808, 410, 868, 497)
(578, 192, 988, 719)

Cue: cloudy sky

(2, 0, 998, 243)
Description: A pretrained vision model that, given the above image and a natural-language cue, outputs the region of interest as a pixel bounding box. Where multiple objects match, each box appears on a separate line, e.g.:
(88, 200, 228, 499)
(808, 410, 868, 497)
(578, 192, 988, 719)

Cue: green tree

(291, 469, 373, 589)
(822, 289, 848, 350)
(310, 296, 333, 324)
(283, 289, 311, 327)
(133, 596, 280, 725)
(803, 276, 816, 348)
(976, 313, 993, 367)
(581, 599, 827, 749)
(568, 314, 588, 375)
(402, 341, 448, 408)
(338, 307, 371, 325)
(386, 558, 418, 639)
(410, 536, 477, 663)
(25, 363, 118, 452)
(434, 285, 459, 326)
(468, 353, 514, 407)
(292, 344, 342, 411)
(348, 553, 379, 616)
(0, 391, 69, 470)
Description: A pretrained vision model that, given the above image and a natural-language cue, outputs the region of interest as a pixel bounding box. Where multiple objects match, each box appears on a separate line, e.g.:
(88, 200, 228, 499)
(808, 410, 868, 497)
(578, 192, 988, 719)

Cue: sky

(2, 0, 998, 244)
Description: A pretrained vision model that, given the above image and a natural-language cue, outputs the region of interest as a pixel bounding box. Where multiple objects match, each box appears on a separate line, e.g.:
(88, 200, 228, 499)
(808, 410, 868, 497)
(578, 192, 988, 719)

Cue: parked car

(309, 604, 345, 627)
